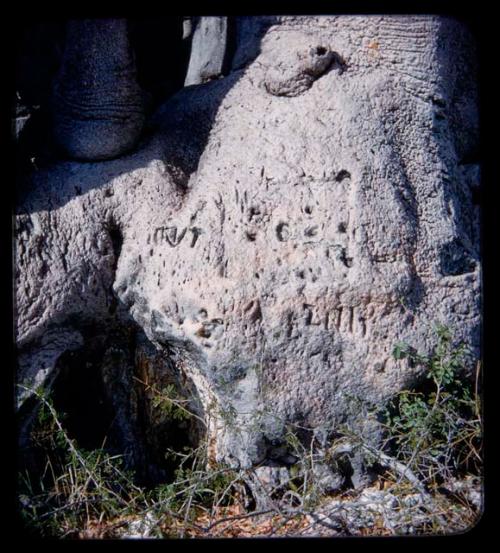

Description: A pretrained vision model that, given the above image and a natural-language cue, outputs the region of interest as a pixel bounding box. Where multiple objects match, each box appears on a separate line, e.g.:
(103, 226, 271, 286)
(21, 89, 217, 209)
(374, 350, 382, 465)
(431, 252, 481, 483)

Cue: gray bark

(184, 17, 228, 85)
(15, 16, 480, 476)
(52, 19, 145, 160)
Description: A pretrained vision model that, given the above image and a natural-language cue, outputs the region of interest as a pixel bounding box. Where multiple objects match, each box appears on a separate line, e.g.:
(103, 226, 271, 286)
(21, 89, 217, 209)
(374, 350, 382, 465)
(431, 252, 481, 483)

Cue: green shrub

(17, 325, 483, 537)
(18, 385, 146, 537)
(382, 325, 482, 488)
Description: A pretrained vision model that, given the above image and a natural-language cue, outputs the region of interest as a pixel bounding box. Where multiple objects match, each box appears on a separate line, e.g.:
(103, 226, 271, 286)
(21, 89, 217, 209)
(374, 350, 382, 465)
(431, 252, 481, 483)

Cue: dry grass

(17, 327, 482, 539)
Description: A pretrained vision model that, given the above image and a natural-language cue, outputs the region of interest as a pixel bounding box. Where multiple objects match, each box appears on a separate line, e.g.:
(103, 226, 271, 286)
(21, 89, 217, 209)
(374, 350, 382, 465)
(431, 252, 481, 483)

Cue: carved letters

(152, 226, 202, 248)
(285, 303, 369, 336)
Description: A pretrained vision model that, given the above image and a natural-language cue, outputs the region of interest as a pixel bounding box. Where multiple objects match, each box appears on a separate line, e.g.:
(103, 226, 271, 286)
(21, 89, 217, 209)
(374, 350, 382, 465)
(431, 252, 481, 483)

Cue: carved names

(150, 226, 203, 248)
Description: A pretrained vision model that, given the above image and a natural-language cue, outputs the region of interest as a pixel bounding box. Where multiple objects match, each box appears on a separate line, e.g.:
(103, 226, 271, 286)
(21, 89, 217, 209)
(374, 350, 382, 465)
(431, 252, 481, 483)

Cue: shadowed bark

(52, 19, 145, 161)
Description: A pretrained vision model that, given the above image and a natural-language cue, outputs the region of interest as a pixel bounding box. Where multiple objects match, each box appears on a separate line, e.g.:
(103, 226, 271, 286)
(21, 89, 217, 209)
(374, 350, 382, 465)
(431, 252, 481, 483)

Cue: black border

(3, 2, 496, 545)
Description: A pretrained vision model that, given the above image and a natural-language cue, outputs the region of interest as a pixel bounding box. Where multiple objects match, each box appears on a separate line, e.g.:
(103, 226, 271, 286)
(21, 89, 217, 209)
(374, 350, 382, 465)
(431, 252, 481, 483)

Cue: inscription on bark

(151, 226, 202, 248)
(284, 304, 370, 336)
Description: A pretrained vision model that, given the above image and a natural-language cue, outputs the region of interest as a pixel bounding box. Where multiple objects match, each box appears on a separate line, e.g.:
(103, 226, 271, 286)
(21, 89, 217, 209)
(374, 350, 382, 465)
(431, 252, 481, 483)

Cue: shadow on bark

(15, 17, 279, 212)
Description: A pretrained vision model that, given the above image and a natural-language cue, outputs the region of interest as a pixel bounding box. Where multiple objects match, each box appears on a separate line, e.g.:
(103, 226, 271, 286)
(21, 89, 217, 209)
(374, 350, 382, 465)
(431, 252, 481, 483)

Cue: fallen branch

(202, 509, 275, 533)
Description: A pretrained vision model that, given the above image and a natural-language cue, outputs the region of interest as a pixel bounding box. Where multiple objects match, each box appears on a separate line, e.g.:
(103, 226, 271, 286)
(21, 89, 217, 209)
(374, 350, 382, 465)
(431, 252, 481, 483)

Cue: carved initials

(165, 227, 187, 246)
(153, 226, 193, 247)
(303, 303, 322, 326)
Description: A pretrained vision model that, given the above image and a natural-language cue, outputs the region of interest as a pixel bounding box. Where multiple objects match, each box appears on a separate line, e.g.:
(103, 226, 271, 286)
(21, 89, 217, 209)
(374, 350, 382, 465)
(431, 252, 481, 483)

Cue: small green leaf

(393, 342, 409, 360)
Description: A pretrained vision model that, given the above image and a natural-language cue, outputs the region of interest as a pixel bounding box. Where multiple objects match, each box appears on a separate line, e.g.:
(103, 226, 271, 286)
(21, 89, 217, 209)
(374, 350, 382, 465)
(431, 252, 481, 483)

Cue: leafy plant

(383, 325, 482, 488)
(17, 383, 252, 538)
(136, 378, 199, 424)
(17, 325, 483, 538)
(18, 385, 145, 538)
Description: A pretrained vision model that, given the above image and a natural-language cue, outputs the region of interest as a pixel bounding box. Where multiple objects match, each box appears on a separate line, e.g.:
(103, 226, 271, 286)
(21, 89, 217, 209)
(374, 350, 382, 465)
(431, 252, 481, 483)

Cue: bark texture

(15, 16, 480, 477)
